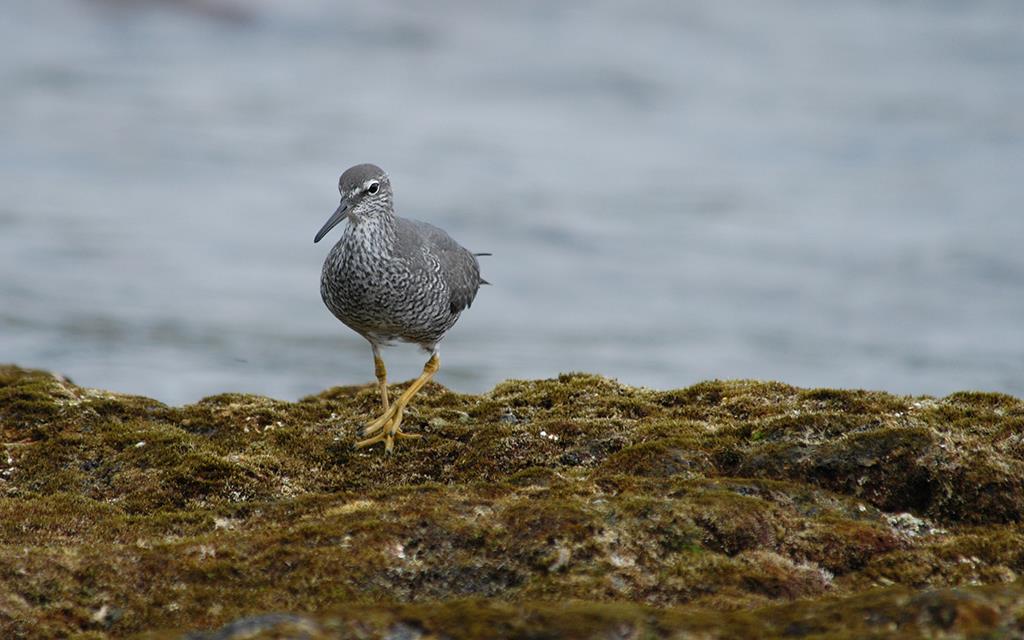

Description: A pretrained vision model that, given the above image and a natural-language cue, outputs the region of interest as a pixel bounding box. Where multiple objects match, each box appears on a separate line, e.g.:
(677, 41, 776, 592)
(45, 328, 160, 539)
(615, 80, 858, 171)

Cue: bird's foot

(354, 352, 438, 453)
(355, 404, 421, 453)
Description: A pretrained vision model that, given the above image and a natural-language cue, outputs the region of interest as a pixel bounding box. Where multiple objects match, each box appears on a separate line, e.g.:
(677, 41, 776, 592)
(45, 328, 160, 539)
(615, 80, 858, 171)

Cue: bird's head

(314, 163, 392, 243)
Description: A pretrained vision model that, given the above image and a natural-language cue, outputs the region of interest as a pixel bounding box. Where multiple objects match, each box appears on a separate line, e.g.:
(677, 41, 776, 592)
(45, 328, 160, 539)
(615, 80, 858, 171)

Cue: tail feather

(474, 253, 491, 285)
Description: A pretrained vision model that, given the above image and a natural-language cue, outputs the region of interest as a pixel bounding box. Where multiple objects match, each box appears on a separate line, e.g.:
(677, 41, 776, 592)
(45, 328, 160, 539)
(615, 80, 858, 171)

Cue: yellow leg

(373, 347, 389, 412)
(356, 352, 439, 453)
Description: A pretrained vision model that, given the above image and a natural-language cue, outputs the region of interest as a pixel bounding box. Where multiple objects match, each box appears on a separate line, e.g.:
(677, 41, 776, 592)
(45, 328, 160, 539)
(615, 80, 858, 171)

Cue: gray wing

(396, 217, 484, 315)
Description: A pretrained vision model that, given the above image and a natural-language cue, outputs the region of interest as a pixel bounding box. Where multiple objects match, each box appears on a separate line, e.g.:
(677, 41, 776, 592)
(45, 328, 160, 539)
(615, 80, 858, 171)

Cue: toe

(365, 404, 399, 432)
(354, 433, 383, 449)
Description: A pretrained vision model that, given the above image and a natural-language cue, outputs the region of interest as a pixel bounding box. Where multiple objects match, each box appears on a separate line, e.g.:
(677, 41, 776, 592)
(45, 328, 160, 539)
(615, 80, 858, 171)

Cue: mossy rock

(1, 364, 1023, 638)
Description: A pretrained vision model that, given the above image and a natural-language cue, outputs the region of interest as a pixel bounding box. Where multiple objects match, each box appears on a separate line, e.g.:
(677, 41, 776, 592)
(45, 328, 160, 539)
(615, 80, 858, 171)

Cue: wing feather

(396, 218, 485, 315)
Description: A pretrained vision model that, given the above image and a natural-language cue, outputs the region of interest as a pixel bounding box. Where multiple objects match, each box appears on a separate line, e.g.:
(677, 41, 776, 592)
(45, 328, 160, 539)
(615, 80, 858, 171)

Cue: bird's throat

(344, 212, 397, 254)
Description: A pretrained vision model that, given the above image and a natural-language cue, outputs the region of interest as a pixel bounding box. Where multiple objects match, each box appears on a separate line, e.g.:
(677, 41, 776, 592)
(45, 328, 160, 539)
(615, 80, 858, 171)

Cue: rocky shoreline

(1, 365, 1023, 638)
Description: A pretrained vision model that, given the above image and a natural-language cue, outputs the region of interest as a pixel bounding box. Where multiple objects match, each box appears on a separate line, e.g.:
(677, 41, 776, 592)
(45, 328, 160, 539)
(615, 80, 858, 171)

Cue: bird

(314, 163, 487, 452)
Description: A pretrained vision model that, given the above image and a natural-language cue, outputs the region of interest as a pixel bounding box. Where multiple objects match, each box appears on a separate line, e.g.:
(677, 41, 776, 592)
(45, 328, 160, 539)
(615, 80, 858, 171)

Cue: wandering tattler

(314, 163, 488, 452)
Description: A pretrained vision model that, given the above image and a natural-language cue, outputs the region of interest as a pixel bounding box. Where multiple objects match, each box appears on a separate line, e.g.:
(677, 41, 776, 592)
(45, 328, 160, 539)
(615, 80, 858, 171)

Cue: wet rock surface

(1, 365, 1023, 638)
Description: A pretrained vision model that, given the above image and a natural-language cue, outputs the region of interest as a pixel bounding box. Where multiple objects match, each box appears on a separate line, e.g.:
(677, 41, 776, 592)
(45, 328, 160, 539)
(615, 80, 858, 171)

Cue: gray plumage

(316, 163, 485, 352)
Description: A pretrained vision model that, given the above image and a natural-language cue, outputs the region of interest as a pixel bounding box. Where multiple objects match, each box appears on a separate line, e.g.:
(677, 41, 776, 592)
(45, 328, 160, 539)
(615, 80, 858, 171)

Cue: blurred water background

(1, 0, 1022, 405)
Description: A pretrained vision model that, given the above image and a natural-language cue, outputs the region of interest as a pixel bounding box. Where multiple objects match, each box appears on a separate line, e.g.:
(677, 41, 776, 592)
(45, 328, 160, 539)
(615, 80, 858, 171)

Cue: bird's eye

(367, 181, 380, 195)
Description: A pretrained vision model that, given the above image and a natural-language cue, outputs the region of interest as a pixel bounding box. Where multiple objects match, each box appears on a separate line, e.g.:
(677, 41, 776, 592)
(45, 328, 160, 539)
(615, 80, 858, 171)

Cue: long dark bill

(314, 200, 349, 243)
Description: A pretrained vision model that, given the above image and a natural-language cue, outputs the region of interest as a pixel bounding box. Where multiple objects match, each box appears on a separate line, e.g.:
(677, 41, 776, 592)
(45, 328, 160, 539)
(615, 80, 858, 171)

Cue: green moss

(2, 364, 1024, 638)
(500, 497, 593, 542)
(751, 411, 868, 443)
(787, 516, 901, 575)
(798, 387, 911, 415)
(721, 421, 1024, 523)
(596, 438, 712, 479)
(687, 490, 793, 556)
(943, 390, 1022, 411)
(0, 372, 69, 435)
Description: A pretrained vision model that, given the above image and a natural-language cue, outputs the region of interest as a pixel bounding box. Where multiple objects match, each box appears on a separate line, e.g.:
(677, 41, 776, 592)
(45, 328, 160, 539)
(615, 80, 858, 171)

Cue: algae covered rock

(1, 365, 1023, 638)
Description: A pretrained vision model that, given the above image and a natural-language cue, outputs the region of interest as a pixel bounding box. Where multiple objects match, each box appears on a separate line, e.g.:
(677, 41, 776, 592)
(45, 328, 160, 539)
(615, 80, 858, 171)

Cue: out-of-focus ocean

(2, 1, 1022, 404)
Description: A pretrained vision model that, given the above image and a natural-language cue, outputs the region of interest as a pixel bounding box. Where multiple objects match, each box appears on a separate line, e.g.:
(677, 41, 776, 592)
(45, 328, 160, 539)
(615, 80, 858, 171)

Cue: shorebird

(314, 163, 487, 452)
